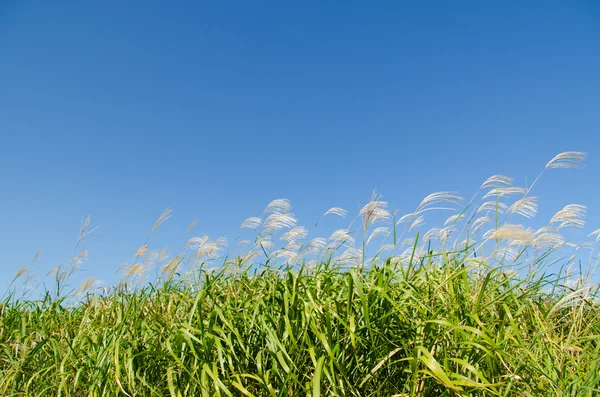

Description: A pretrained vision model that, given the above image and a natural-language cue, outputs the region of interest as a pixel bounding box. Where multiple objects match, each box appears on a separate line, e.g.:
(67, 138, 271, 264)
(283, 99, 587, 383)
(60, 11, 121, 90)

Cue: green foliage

(1, 256, 599, 396)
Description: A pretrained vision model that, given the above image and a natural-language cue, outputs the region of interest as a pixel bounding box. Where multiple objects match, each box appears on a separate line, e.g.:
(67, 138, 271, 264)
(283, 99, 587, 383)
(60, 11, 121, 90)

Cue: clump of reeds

(1, 151, 599, 396)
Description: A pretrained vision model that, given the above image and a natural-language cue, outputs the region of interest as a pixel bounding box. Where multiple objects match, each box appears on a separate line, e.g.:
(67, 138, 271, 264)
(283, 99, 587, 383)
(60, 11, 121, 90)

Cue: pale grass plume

(323, 207, 347, 218)
(480, 175, 514, 190)
(492, 246, 520, 262)
(482, 187, 527, 199)
(437, 227, 454, 244)
(76, 277, 102, 295)
(367, 226, 390, 245)
(186, 235, 228, 261)
(472, 216, 492, 234)
(409, 216, 424, 231)
(240, 217, 262, 230)
(78, 216, 98, 243)
(236, 239, 251, 247)
(444, 213, 464, 226)
(396, 212, 417, 225)
(360, 191, 391, 229)
(123, 263, 147, 277)
(550, 204, 586, 229)
(151, 206, 173, 235)
(489, 224, 534, 243)
(379, 243, 396, 252)
(264, 199, 292, 214)
(12, 266, 29, 283)
(304, 237, 327, 254)
(545, 151, 587, 169)
(135, 245, 148, 257)
(263, 212, 297, 233)
(477, 201, 508, 215)
(328, 229, 355, 248)
(186, 220, 198, 233)
(68, 249, 89, 267)
(157, 247, 169, 263)
(316, 207, 348, 226)
(507, 197, 539, 219)
(415, 191, 462, 214)
(336, 247, 362, 266)
(423, 227, 441, 242)
(281, 227, 308, 243)
(533, 226, 565, 251)
(589, 228, 600, 242)
(161, 254, 184, 275)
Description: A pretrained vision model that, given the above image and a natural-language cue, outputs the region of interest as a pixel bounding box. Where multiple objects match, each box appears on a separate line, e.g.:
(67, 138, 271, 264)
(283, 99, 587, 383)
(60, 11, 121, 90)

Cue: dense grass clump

(2, 258, 599, 396)
(1, 151, 600, 396)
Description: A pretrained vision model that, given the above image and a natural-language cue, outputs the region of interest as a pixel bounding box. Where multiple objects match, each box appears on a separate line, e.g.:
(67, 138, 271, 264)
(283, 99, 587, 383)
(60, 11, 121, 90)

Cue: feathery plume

(507, 197, 538, 219)
(323, 207, 347, 218)
(490, 224, 534, 243)
(367, 226, 390, 245)
(135, 245, 148, 257)
(281, 227, 308, 243)
(264, 199, 292, 214)
(546, 151, 586, 169)
(480, 175, 514, 190)
(263, 213, 297, 233)
(550, 204, 586, 229)
(415, 191, 462, 214)
(444, 213, 465, 226)
(187, 220, 198, 233)
(483, 187, 527, 199)
(360, 192, 391, 229)
(151, 207, 172, 235)
(240, 217, 262, 230)
(477, 201, 508, 215)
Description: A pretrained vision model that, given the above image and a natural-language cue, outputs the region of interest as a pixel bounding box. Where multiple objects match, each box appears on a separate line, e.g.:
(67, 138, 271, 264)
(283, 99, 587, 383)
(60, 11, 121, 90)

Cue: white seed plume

(367, 226, 390, 245)
(545, 151, 586, 169)
(12, 266, 29, 283)
(263, 213, 298, 232)
(186, 235, 227, 260)
(589, 228, 600, 242)
(240, 217, 262, 230)
(264, 199, 292, 214)
(360, 193, 391, 229)
(304, 238, 327, 254)
(281, 227, 308, 243)
(489, 224, 534, 243)
(123, 263, 147, 277)
(328, 229, 355, 247)
(135, 245, 148, 257)
(161, 254, 184, 274)
(472, 216, 492, 234)
(550, 204, 586, 229)
(409, 216, 425, 231)
(336, 248, 362, 266)
(415, 191, 462, 214)
(76, 277, 102, 295)
(423, 227, 441, 242)
(444, 213, 464, 226)
(477, 201, 508, 215)
(480, 175, 514, 190)
(507, 197, 539, 219)
(323, 207, 347, 218)
(151, 207, 173, 234)
(483, 187, 527, 199)
(396, 212, 417, 225)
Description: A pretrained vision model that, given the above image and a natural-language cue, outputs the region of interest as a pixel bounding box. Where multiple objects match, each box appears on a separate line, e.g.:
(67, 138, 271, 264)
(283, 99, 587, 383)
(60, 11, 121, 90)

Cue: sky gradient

(1, 1, 599, 292)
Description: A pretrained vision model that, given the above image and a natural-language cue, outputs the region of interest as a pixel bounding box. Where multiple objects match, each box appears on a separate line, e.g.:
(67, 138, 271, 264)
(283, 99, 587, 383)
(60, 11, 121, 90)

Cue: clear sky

(1, 1, 599, 293)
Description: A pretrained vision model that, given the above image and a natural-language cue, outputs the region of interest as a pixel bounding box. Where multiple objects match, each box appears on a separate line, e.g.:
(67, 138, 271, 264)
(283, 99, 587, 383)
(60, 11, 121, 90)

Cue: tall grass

(1, 151, 599, 396)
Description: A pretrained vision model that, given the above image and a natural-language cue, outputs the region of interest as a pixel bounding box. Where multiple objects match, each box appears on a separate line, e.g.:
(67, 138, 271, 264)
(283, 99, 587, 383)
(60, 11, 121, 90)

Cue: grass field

(1, 152, 599, 396)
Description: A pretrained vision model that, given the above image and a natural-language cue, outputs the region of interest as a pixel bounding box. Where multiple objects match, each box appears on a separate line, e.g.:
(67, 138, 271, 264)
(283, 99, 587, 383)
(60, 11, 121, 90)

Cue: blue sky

(1, 1, 599, 292)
